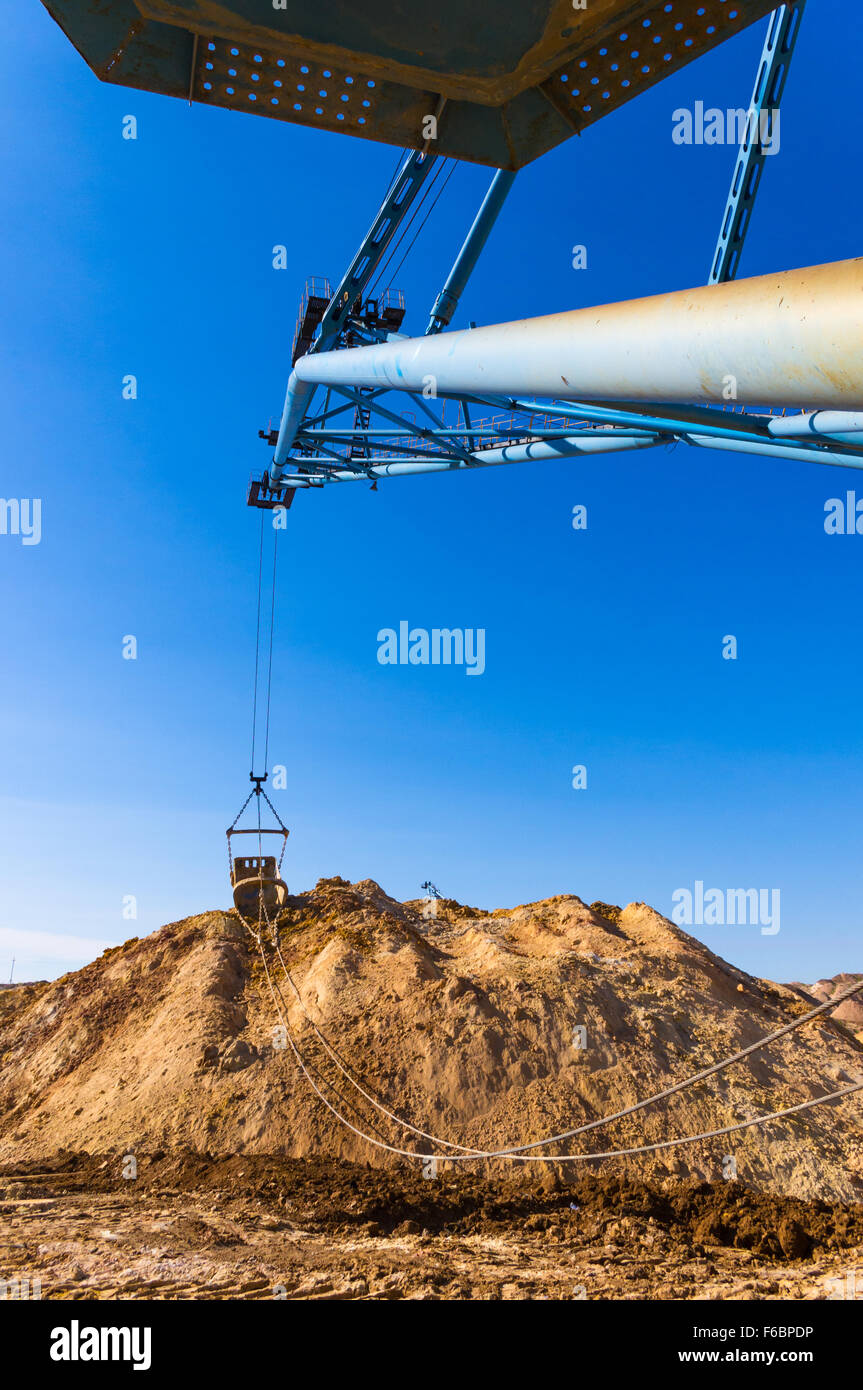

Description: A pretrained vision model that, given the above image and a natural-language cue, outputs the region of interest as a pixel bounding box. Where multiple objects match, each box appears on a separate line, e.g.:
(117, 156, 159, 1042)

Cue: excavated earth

(1, 879, 862, 1300)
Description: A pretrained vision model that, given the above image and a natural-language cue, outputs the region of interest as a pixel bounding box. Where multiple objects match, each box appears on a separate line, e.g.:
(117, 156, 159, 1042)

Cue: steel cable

(252, 928, 863, 1164)
(262, 526, 278, 775)
(248, 912, 863, 1164)
(367, 157, 449, 302)
(249, 510, 265, 772)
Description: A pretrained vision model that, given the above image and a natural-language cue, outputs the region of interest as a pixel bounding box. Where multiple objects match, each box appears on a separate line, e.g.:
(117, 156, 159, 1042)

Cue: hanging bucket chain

(227, 510, 287, 908)
(225, 772, 289, 934)
(227, 775, 290, 865)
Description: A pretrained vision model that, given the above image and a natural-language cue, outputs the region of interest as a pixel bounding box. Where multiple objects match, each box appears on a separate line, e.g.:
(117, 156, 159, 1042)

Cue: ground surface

(3, 881, 862, 1300)
(2, 1152, 862, 1301)
(2, 881, 862, 1203)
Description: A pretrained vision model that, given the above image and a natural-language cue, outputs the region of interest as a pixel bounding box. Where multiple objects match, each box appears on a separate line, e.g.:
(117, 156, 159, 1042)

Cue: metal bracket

(247, 475, 295, 510)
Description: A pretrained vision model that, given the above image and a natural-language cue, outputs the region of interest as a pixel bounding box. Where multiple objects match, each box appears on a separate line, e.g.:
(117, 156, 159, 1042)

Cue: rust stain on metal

(100, 17, 146, 78)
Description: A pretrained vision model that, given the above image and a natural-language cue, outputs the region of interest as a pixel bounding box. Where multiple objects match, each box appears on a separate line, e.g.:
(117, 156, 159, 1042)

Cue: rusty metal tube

(294, 258, 863, 409)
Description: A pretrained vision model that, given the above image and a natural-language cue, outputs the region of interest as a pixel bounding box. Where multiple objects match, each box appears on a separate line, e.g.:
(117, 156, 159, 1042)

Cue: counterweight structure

(40, 0, 779, 167)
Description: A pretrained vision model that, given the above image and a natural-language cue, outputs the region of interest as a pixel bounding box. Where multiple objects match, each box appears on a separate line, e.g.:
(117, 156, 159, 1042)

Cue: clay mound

(2, 878, 862, 1202)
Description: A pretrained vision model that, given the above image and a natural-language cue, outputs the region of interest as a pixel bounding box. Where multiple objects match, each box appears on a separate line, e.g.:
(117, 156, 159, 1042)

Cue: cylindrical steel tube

(296, 258, 863, 409)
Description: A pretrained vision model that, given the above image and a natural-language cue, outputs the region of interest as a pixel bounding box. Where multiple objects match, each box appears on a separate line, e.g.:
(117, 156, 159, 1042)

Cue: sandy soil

(2, 1152, 862, 1301)
(2, 883, 862, 1206)
(3, 882, 862, 1301)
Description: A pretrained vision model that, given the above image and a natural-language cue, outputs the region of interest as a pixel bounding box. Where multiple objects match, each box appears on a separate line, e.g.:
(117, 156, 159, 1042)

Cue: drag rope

(267, 917, 863, 1157)
(245, 912, 863, 1165)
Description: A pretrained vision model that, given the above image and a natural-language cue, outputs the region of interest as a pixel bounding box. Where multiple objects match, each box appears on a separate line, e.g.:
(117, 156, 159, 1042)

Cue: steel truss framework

(254, 1, 863, 510)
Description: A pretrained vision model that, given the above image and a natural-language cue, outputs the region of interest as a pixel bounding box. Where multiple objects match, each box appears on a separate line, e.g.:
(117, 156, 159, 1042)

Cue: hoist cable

(383, 161, 457, 295)
(367, 157, 449, 302)
(263, 526, 278, 776)
(250, 510, 265, 773)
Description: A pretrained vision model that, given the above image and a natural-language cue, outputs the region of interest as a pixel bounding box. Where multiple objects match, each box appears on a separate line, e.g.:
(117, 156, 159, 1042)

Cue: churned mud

(2, 1152, 862, 1300)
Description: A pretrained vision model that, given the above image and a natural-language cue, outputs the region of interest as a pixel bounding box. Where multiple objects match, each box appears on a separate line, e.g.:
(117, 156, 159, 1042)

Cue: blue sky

(1, 2, 861, 983)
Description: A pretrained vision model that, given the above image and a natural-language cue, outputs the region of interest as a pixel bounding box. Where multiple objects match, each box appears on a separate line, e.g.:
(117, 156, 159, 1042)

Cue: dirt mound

(790, 973, 863, 1030)
(2, 880, 862, 1201)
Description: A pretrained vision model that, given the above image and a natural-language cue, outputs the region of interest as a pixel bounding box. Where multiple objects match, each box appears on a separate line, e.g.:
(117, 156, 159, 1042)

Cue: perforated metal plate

(42, 1, 777, 167)
(538, 0, 771, 130)
(194, 41, 389, 141)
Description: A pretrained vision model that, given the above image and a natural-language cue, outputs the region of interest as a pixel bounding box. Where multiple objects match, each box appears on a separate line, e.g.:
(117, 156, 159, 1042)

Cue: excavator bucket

(227, 780, 290, 920)
(230, 854, 288, 920)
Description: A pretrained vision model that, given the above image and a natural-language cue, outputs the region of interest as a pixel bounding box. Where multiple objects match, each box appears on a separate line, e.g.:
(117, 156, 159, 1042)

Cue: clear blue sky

(1, 2, 861, 983)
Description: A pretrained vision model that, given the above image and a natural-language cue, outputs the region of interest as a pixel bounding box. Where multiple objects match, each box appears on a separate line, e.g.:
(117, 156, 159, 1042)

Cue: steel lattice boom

(36, 3, 862, 496)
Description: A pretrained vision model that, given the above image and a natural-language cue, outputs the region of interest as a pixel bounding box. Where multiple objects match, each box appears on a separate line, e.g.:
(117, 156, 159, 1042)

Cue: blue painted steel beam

(482, 396, 863, 466)
(311, 150, 438, 354)
(324, 386, 477, 466)
(426, 169, 516, 333)
(270, 148, 438, 481)
(297, 428, 630, 439)
(277, 431, 662, 485)
(687, 433, 863, 472)
(709, 3, 806, 284)
(303, 390, 388, 430)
